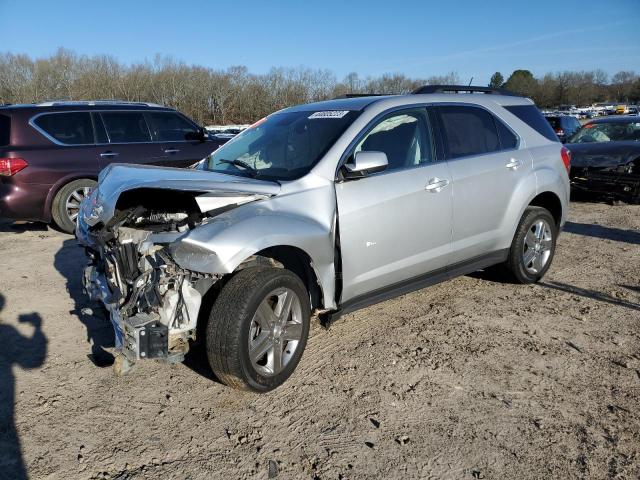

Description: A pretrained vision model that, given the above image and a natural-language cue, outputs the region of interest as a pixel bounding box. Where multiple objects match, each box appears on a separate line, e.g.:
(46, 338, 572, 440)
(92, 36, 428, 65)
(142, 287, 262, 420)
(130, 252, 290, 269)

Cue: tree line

(0, 49, 638, 125)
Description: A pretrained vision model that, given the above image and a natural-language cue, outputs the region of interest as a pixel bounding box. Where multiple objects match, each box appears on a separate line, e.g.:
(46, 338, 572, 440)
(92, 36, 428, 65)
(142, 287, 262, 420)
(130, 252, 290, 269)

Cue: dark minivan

(0, 101, 227, 232)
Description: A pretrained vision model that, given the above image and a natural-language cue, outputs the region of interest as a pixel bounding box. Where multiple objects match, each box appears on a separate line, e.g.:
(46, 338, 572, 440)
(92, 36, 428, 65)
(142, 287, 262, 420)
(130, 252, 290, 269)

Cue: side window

(32, 112, 94, 145)
(438, 106, 499, 159)
(495, 118, 518, 149)
(100, 111, 152, 143)
(92, 112, 108, 143)
(353, 109, 434, 172)
(146, 112, 198, 142)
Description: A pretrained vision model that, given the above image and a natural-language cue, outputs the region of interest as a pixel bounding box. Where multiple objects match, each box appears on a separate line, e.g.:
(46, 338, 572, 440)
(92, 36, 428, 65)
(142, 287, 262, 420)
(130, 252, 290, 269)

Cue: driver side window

(353, 109, 434, 172)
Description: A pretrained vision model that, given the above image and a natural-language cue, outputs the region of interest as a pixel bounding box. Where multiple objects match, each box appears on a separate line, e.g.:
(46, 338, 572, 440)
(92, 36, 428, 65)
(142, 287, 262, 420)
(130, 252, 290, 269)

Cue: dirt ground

(0, 200, 638, 480)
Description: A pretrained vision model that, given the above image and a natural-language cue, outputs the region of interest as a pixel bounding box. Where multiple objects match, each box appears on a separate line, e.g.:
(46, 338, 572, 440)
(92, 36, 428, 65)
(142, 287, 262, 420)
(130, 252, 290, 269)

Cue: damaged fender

(168, 182, 338, 310)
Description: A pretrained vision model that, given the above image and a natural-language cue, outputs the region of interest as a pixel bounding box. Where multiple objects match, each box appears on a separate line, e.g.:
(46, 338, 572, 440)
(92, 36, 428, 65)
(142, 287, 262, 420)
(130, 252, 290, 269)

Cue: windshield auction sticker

(308, 110, 350, 119)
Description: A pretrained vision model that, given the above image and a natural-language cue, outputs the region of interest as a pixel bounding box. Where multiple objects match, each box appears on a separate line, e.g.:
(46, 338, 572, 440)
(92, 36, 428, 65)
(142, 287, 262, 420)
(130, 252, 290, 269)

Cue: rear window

(507, 105, 559, 142)
(33, 112, 94, 145)
(437, 106, 500, 159)
(100, 111, 152, 143)
(0, 114, 10, 146)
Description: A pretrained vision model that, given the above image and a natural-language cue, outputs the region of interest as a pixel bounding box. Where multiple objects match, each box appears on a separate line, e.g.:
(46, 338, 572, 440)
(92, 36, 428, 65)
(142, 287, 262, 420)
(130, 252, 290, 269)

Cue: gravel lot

(0, 200, 638, 480)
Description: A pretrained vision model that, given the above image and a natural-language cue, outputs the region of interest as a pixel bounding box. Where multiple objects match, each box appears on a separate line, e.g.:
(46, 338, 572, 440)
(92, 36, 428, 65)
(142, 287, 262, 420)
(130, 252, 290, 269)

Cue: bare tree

(1, 49, 638, 122)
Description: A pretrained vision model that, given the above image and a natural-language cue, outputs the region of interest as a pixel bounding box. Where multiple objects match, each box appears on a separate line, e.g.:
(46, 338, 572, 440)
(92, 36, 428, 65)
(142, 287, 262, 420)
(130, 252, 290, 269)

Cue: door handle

(506, 158, 521, 170)
(100, 152, 119, 158)
(164, 148, 181, 154)
(425, 177, 450, 193)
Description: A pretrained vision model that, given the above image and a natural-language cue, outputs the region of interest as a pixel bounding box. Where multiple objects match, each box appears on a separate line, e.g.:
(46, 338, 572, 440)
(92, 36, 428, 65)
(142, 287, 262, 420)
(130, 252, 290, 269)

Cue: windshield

(203, 110, 361, 181)
(569, 121, 640, 143)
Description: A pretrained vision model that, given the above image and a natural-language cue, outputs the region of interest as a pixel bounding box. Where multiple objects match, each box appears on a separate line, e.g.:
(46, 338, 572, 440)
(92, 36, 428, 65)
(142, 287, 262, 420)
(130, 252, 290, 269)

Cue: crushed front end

(79, 194, 221, 372)
(75, 164, 278, 373)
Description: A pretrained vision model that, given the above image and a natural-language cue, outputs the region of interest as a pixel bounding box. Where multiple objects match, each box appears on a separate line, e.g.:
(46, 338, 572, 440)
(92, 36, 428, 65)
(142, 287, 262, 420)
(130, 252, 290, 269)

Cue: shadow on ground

(0, 293, 47, 480)
(538, 281, 640, 311)
(563, 221, 640, 245)
(0, 219, 48, 234)
(53, 238, 114, 367)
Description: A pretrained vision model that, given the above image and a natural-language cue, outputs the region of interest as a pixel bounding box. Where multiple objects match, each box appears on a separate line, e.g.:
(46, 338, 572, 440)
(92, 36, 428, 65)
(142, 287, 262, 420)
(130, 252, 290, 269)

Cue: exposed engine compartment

(81, 187, 262, 371)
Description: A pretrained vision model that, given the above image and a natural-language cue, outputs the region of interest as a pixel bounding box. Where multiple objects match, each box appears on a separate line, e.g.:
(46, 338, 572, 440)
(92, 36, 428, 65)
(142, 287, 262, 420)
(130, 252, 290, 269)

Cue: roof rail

(35, 100, 165, 107)
(332, 93, 390, 99)
(412, 85, 520, 96)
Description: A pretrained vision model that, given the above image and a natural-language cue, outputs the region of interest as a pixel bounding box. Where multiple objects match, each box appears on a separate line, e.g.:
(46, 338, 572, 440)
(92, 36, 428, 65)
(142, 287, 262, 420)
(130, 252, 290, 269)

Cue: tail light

(560, 146, 571, 173)
(0, 157, 28, 176)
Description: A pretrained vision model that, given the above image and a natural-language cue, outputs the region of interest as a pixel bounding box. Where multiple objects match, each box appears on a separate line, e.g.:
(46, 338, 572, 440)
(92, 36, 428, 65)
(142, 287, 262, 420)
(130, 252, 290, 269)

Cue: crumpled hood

(566, 141, 640, 168)
(87, 163, 281, 224)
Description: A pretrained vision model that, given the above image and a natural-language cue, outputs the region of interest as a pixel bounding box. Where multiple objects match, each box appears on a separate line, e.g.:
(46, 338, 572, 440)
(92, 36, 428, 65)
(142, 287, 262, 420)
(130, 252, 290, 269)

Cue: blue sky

(1, 0, 638, 84)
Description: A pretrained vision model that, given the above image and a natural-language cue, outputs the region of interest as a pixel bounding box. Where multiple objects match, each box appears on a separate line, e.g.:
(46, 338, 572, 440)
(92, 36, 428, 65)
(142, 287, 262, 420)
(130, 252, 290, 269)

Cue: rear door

(435, 105, 529, 264)
(145, 111, 221, 167)
(96, 111, 163, 169)
(336, 107, 453, 302)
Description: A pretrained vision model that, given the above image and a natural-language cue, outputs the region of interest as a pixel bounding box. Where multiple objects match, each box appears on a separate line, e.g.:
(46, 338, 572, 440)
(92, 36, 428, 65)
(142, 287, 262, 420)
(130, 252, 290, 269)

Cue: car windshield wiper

(218, 159, 259, 177)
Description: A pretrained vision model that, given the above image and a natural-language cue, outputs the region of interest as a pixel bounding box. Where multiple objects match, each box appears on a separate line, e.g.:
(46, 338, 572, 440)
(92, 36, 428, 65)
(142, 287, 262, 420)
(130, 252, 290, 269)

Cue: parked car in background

(615, 104, 628, 115)
(77, 85, 569, 391)
(545, 115, 582, 143)
(627, 106, 639, 116)
(0, 101, 228, 232)
(566, 116, 640, 202)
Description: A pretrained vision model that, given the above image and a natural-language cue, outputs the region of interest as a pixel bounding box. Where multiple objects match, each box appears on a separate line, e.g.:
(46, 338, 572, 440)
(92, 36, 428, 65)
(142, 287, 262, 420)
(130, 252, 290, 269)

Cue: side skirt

(319, 249, 509, 327)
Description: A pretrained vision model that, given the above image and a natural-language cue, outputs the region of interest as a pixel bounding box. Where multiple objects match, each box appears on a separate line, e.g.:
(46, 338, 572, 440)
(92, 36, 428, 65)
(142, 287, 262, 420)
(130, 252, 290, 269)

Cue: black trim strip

(320, 249, 509, 326)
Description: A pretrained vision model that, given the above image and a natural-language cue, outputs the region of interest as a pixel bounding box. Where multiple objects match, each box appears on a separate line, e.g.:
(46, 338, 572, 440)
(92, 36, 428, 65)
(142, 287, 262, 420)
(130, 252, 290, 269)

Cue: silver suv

(77, 85, 570, 392)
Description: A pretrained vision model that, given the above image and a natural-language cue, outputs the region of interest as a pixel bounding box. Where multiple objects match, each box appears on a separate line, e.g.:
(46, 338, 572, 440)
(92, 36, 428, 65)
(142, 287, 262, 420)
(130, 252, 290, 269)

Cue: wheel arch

(44, 173, 98, 222)
(528, 191, 563, 227)
(238, 246, 325, 312)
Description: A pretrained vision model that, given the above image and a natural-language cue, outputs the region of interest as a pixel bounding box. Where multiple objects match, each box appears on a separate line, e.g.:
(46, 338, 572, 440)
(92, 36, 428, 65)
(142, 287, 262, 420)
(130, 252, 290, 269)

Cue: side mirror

(342, 151, 388, 179)
(185, 127, 207, 143)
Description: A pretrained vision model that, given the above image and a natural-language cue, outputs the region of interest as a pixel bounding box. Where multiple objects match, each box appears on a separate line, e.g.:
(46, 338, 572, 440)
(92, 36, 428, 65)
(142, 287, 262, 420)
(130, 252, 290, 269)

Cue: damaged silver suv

(77, 85, 570, 392)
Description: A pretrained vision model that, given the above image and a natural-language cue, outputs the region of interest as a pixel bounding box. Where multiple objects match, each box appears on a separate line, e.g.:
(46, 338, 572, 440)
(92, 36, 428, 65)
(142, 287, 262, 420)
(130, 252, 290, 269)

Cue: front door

(95, 111, 163, 169)
(336, 108, 453, 303)
(145, 111, 221, 168)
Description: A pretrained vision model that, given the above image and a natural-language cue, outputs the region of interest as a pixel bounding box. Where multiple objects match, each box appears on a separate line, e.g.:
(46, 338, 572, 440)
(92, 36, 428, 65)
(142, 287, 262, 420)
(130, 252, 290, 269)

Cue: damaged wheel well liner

(236, 246, 324, 311)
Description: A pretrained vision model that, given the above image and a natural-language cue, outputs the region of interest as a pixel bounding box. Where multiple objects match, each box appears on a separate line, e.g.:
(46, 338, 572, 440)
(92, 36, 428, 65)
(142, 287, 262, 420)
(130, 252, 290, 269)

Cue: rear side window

(100, 112, 151, 143)
(147, 112, 198, 141)
(0, 114, 10, 146)
(495, 119, 518, 149)
(506, 105, 559, 142)
(437, 106, 500, 159)
(33, 112, 94, 145)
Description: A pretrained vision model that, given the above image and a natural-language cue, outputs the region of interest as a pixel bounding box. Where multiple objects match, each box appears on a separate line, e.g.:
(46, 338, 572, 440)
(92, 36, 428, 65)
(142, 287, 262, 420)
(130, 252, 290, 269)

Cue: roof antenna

(468, 77, 474, 86)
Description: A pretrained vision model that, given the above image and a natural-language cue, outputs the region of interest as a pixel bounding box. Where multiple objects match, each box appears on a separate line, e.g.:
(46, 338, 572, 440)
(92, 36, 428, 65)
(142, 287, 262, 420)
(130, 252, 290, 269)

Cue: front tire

(502, 206, 557, 284)
(51, 179, 97, 234)
(206, 266, 311, 392)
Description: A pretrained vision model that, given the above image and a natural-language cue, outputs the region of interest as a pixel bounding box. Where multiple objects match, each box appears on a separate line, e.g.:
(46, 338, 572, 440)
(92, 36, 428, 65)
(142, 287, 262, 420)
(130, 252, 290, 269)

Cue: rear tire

(51, 179, 97, 234)
(205, 266, 311, 392)
(500, 206, 557, 284)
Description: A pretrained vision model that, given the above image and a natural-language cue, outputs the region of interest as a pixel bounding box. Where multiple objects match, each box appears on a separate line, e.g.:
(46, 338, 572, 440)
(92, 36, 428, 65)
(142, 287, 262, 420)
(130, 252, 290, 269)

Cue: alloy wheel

(522, 219, 553, 274)
(248, 287, 303, 377)
(65, 186, 92, 224)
